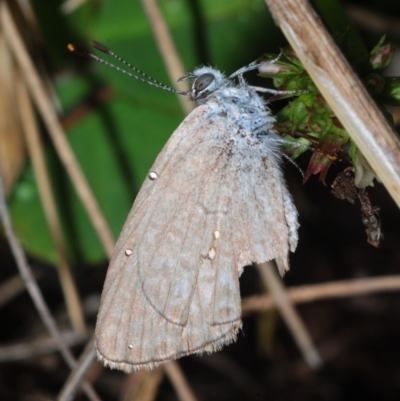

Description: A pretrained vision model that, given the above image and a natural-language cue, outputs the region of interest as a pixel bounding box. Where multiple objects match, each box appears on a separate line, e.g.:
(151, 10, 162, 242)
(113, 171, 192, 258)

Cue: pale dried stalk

(123, 368, 164, 401)
(164, 362, 199, 401)
(141, 0, 194, 114)
(345, 5, 400, 35)
(61, 0, 88, 14)
(0, 273, 35, 308)
(265, 0, 400, 208)
(392, 107, 400, 126)
(16, 76, 86, 336)
(0, 27, 26, 195)
(1, 2, 115, 258)
(0, 330, 85, 362)
(242, 274, 400, 313)
(257, 262, 323, 369)
(57, 339, 97, 401)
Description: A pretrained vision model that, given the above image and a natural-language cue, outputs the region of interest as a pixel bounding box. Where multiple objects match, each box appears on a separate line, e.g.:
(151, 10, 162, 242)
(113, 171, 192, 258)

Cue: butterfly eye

(194, 73, 215, 92)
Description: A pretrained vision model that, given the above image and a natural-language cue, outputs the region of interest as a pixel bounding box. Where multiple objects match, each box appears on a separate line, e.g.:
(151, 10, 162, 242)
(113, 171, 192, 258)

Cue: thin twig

(61, 0, 88, 14)
(57, 339, 97, 401)
(0, 330, 86, 362)
(265, 0, 400, 208)
(345, 5, 400, 36)
(140, 0, 194, 115)
(0, 30, 26, 196)
(391, 107, 400, 126)
(16, 74, 86, 336)
(257, 262, 323, 369)
(0, 273, 40, 308)
(1, 2, 115, 258)
(242, 274, 400, 314)
(0, 161, 99, 400)
(122, 368, 164, 401)
(164, 362, 199, 401)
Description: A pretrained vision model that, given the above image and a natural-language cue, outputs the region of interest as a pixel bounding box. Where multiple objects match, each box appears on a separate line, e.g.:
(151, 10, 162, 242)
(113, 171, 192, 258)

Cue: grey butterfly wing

(95, 104, 298, 372)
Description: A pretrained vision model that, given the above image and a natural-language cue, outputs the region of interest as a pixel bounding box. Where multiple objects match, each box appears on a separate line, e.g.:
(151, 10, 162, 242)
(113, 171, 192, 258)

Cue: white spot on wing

(148, 171, 158, 180)
(125, 249, 133, 256)
(208, 247, 216, 260)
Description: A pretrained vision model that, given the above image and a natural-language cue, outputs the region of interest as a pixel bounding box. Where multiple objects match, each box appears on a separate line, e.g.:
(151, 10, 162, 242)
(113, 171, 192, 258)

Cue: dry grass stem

(164, 362, 199, 401)
(0, 330, 85, 362)
(0, 272, 39, 308)
(0, 27, 26, 195)
(242, 274, 400, 313)
(16, 75, 86, 336)
(57, 339, 98, 401)
(345, 5, 400, 35)
(391, 107, 400, 126)
(61, 0, 89, 14)
(265, 0, 400, 207)
(122, 368, 164, 401)
(1, 2, 115, 258)
(257, 262, 323, 369)
(141, 0, 194, 115)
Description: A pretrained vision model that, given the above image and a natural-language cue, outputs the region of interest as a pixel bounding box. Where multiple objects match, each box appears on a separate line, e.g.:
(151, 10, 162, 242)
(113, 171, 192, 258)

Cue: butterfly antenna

(68, 41, 190, 96)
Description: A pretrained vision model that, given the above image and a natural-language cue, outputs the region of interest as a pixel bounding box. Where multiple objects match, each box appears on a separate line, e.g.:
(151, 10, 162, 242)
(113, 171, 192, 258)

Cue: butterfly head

(178, 67, 229, 103)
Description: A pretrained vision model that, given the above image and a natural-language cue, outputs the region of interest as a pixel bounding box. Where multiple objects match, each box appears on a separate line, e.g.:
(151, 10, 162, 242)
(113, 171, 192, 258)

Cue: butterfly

(81, 42, 299, 372)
